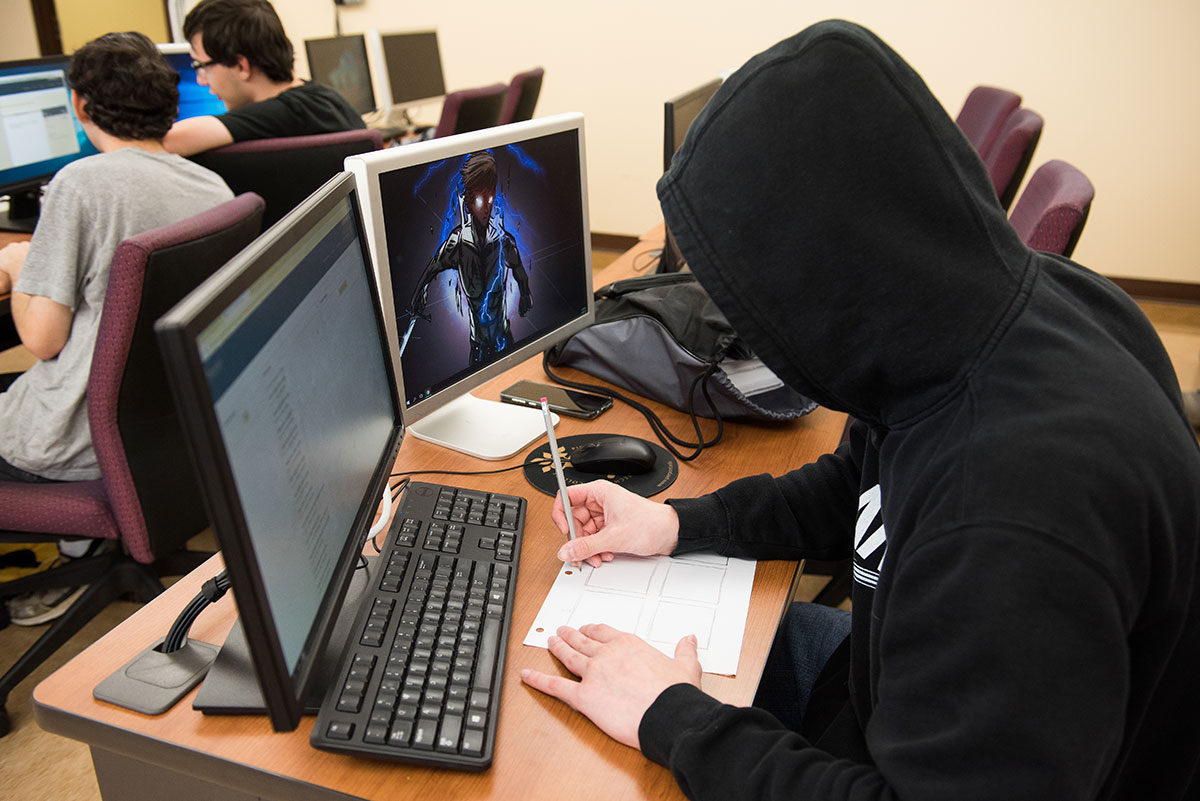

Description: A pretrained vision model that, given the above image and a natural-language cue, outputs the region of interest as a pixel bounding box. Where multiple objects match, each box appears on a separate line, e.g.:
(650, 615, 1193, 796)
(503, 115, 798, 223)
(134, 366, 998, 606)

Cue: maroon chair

(955, 85, 1021, 159)
(0, 193, 265, 737)
(984, 107, 1044, 210)
(189, 129, 384, 228)
(498, 67, 544, 125)
(432, 82, 507, 139)
(1009, 160, 1095, 257)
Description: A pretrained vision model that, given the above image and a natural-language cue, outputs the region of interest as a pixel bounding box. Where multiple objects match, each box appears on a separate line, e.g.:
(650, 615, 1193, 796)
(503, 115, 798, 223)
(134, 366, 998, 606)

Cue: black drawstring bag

(543, 272, 815, 461)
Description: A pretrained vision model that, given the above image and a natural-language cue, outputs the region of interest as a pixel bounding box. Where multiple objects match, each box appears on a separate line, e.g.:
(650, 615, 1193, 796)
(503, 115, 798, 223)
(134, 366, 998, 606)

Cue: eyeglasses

(190, 58, 219, 72)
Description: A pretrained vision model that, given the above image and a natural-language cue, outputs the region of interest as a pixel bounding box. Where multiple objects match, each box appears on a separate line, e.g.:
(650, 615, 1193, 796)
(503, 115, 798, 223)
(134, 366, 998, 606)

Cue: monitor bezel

(303, 33, 378, 115)
(344, 112, 594, 430)
(155, 171, 404, 732)
(662, 77, 722, 173)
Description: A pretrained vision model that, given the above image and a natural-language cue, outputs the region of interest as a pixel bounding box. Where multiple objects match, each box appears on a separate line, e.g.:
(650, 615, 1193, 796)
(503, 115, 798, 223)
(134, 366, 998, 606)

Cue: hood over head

(657, 20, 1034, 427)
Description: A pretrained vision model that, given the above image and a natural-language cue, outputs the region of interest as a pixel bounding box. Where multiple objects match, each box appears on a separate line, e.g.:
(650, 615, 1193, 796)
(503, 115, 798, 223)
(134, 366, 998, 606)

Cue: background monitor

(663, 77, 722, 173)
(659, 77, 722, 272)
(376, 30, 446, 107)
(345, 112, 594, 460)
(0, 55, 100, 232)
(157, 43, 231, 122)
(304, 34, 377, 116)
(155, 171, 403, 732)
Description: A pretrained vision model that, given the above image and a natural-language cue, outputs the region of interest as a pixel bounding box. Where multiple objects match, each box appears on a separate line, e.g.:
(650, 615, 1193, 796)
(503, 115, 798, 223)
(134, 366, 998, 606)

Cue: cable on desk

(159, 569, 232, 654)
(633, 248, 662, 273)
(542, 351, 723, 461)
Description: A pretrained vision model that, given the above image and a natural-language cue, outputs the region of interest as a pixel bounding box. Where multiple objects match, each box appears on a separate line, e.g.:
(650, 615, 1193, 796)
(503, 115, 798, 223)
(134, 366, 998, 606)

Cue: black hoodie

(642, 20, 1200, 801)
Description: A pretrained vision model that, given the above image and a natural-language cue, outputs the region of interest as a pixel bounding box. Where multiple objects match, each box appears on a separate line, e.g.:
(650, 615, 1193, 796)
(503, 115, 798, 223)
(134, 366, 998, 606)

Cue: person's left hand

(0, 241, 31, 293)
(520, 623, 703, 750)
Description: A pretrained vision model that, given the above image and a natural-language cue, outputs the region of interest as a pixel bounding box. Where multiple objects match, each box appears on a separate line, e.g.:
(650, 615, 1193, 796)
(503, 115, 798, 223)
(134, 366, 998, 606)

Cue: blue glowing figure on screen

(404, 150, 532, 365)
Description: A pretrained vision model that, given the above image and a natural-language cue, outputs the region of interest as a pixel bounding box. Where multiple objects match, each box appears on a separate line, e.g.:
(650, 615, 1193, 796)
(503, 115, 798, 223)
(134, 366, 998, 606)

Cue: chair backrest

(498, 67, 544, 125)
(1008, 160, 1095, 258)
(189, 129, 383, 229)
(433, 82, 507, 139)
(88, 193, 265, 563)
(955, 85, 1021, 159)
(984, 107, 1044, 210)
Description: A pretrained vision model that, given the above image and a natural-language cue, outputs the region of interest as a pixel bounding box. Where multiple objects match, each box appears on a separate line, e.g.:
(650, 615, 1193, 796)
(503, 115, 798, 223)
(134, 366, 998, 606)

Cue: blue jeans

(753, 601, 851, 732)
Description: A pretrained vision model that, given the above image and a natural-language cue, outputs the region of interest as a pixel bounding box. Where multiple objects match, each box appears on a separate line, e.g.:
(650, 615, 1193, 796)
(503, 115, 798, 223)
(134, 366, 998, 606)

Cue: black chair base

(0, 547, 213, 737)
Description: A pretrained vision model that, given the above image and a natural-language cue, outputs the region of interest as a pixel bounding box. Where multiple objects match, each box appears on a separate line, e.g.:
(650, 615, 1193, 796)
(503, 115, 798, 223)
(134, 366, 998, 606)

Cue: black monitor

(659, 77, 722, 272)
(0, 55, 100, 232)
(304, 34, 377, 115)
(663, 77, 722, 173)
(155, 171, 404, 732)
(345, 112, 594, 460)
(376, 30, 446, 107)
(157, 43, 233, 121)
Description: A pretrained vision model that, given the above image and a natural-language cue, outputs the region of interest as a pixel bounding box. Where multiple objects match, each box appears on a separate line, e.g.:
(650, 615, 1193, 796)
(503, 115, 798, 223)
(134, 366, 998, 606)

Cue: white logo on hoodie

(854, 484, 887, 588)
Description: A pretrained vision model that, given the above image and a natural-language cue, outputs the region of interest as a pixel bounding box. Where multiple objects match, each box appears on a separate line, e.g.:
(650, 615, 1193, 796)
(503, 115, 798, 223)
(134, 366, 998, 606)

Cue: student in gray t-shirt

(0, 32, 233, 624)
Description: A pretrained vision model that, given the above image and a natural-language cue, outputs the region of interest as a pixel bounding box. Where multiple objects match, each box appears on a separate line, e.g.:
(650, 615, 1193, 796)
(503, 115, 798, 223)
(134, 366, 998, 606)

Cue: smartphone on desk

(500, 380, 612, 420)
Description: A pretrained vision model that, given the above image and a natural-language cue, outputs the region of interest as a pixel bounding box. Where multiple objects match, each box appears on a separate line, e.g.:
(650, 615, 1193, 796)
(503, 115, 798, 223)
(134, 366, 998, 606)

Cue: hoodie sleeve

(638, 525, 1130, 801)
(667, 422, 865, 561)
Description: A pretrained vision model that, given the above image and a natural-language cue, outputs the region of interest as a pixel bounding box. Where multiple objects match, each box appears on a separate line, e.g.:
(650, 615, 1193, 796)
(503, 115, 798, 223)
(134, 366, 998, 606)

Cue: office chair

(955, 85, 1021, 159)
(0, 193, 265, 737)
(189, 129, 384, 229)
(984, 107, 1043, 210)
(432, 82, 507, 139)
(498, 67, 545, 125)
(1009, 160, 1095, 258)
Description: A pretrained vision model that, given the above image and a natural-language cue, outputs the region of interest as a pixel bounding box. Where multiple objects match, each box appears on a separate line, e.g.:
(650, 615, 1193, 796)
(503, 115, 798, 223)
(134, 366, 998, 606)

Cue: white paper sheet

(523, 553, 757, 676)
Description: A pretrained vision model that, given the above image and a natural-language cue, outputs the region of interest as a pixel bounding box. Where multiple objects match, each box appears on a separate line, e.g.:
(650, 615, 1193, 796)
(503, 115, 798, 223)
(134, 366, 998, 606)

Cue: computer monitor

(0, 55, 100, 232)
(663, 77, 722, 173)
(373, 30, 446, 108)
(304, 34, 377, 116)
(155, 171, 404, 732)
(157, 43, 231, 121)
(659, 77, 722, 273)
(345, 112, 594, 460)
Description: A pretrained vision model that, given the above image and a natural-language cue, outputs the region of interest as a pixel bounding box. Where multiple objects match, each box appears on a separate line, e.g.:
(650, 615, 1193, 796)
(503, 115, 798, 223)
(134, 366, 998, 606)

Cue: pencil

(540, 397, 581, 569)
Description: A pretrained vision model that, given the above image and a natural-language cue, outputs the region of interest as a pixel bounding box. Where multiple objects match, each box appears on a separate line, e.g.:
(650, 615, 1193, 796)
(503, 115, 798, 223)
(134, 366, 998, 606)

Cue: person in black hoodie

(519, 19, 1200, 801)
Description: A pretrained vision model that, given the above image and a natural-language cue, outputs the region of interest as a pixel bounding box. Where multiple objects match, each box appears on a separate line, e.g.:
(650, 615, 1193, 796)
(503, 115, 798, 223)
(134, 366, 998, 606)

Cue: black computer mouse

(569, 436, 657, 475)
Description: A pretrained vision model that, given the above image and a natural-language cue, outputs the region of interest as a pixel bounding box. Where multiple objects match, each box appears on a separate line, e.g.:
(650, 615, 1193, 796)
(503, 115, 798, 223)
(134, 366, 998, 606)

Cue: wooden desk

(32, 236, 847, 801)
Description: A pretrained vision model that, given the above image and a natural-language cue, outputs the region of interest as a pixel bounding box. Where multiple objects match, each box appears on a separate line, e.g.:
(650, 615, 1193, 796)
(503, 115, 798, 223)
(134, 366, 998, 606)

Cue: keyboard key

(326, 720, 354, 740)
(437, 715, 462, 752)
(461, 727, 484, 757)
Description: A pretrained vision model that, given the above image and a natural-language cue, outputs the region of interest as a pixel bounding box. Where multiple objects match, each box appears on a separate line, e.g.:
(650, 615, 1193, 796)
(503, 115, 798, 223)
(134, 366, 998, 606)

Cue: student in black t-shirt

(164, 0, 364, 156)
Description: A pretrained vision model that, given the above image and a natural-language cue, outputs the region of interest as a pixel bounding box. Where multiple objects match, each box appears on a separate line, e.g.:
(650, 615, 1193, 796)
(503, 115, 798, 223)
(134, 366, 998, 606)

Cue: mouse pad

(522, 434, 678, 498)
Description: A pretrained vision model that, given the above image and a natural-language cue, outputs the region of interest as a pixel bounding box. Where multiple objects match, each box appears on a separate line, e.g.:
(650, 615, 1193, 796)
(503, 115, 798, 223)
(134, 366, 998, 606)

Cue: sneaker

(7, 584, 87, 626)
(4, 539, 116, 626)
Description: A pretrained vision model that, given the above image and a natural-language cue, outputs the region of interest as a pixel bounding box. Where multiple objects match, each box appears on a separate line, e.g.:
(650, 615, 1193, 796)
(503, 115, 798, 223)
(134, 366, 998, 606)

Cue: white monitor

(345, 113, 594, 459)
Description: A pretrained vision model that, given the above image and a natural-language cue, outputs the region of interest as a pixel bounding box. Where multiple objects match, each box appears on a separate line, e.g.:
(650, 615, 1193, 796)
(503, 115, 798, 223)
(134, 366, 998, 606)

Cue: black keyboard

(311, 481, 525, 770)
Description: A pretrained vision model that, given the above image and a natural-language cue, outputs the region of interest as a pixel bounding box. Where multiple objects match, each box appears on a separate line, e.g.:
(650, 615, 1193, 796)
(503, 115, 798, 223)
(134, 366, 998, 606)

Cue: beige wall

(286, 0, 1199, 286)
(1, 0, 40, 60)
(27, 0, 1200, 285)
(55, 0, 169, 52)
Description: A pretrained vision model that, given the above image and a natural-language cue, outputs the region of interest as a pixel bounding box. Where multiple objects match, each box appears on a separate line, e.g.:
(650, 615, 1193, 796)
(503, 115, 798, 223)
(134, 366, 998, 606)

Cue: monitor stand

(407, 392, 558, 461)
(0, 190, 40, 233)
(192, 555, 377, 717)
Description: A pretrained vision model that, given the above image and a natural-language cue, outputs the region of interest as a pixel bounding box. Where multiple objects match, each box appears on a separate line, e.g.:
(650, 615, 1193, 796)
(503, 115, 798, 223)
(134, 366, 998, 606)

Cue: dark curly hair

(68, 32, 180, 141)
(184, 0, 294, 84)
